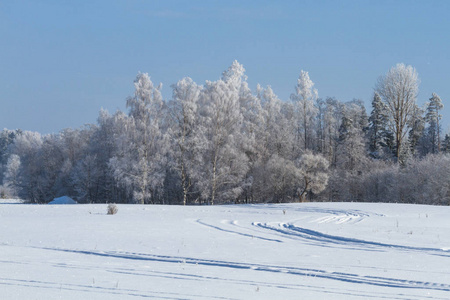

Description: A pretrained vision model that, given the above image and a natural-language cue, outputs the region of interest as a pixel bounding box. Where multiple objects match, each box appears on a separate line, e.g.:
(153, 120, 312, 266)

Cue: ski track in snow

(253, 222, 450, 257)
(0, 276, 232, 300)
(2, 256, 444, 300)
(195, 219, 283, 243)
(198, 206, 449, 258)
(26, 246, 450, 294)
(195, 206, 379, 244)
(2, 202, 449, 299)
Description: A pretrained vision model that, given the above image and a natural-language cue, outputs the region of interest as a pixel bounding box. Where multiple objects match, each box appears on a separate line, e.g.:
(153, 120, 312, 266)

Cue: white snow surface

(0, 201, 449, 299)
(48, 196, 77, 204)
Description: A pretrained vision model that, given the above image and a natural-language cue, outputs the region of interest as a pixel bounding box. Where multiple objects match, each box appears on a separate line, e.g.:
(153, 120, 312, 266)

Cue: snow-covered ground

(1, 200, 449, 299)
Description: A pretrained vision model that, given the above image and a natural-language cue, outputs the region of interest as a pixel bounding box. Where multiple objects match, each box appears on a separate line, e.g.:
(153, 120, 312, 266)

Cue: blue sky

(1, 0, 450, 134)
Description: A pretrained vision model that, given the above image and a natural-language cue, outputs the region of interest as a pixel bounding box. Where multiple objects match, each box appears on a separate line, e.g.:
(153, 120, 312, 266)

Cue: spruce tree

(425, 93, 444, 153)
(368, 92, 392, 159)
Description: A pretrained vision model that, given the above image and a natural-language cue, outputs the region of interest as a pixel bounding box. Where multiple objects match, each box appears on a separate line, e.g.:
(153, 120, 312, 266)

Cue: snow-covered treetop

(291, 70, 318, 102)
(221, 60, 247, 87)
(127, 72, 163, 120)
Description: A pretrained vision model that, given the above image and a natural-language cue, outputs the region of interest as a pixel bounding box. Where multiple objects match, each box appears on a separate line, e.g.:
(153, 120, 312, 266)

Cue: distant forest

(1, 61, 449, 205)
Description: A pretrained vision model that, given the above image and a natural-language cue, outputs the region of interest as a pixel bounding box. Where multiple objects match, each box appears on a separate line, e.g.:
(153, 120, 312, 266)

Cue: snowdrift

(0, 198, 23, 204)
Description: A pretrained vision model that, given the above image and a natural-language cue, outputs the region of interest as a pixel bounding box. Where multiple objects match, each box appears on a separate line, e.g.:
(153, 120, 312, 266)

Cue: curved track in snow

(2, 202, 449, 299)
(254, 222, 450, 257)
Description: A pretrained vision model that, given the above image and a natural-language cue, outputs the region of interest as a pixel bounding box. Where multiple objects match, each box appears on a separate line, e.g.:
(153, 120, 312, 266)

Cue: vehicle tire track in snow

(254, 222, 450, 257)
(35, 247, 450, 293)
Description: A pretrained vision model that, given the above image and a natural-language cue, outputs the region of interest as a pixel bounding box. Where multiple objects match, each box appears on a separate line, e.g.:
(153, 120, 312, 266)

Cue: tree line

(1, 61, 449, 205)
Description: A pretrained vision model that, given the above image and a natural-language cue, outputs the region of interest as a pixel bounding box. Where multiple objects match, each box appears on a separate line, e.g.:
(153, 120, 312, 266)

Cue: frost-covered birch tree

(3, 154, 21, 197)
(193, 63, 249, 204)
(168, 77, 202, 205)
(110, 73, 169, 204)
(290, 70, 319, 153)
(0, 129, 21, 185)
(86, 109, 122, 203)
(10, 131, 44, 202)
(226, 61, 263, 203)
(259, 85, 287, 158)
(71, 154, 99, 203)
(376, 63, 419, 163)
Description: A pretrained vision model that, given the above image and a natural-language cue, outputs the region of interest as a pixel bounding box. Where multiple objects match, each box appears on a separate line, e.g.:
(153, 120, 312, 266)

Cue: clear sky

(1, 0, 450, 134)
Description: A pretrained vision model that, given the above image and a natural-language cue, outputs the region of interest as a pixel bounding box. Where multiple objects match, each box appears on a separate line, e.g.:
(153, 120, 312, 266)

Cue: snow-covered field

(1, 200, 449, 299)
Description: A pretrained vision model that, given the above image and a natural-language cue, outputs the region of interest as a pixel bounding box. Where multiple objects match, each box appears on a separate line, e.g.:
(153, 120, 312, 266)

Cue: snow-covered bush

(107, 203, 118, 215)
(0, 184, 12, 199)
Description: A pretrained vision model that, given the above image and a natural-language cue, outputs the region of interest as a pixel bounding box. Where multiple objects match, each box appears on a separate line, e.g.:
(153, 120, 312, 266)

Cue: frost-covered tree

(168, 77, 202, 205)
(56, 127, 93, 198)
(110, 73, 169, 204)
(259, 85, 289, 158)
(249, 85, 293, 202)
(85, 109, 122, 203)
(327, 101, 369, 202)
(3, 154, 21, 197)
(361, 159, 398, 203)
(266, 154, 298, 202)
(193, 64, 249, 205)
(321, 97, 345, 166)
(401, 154, 450, 205)
(36, 134, 67, 200)
(10, 131, 44, 202)
(296, 151, 329, 202)
(336, 115, 367, 172)
(224, 61, 263, 203)
(71, 155, 99, 203)
(5, 62, 450, 206)
(0, 129, 21, 185)
(375, 63, 419, 163)
(290, 70, 319, 153)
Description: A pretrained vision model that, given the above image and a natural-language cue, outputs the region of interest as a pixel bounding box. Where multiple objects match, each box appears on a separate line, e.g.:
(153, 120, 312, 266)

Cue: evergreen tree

(408, 104, 425, 157)
(322, 97, 345, 166)
(442, 134, 450, 154)
(425, 93, 444, 153)
(368, 92, 392, 159)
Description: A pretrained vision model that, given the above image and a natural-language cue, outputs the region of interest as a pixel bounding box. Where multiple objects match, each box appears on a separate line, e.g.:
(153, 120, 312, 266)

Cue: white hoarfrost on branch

(109, 73, 169, 204)
(290, 70, 319, 152)
(168, 77, 202, 205)
(296, 151, 329, 202)
(376, 63, 419, 163)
